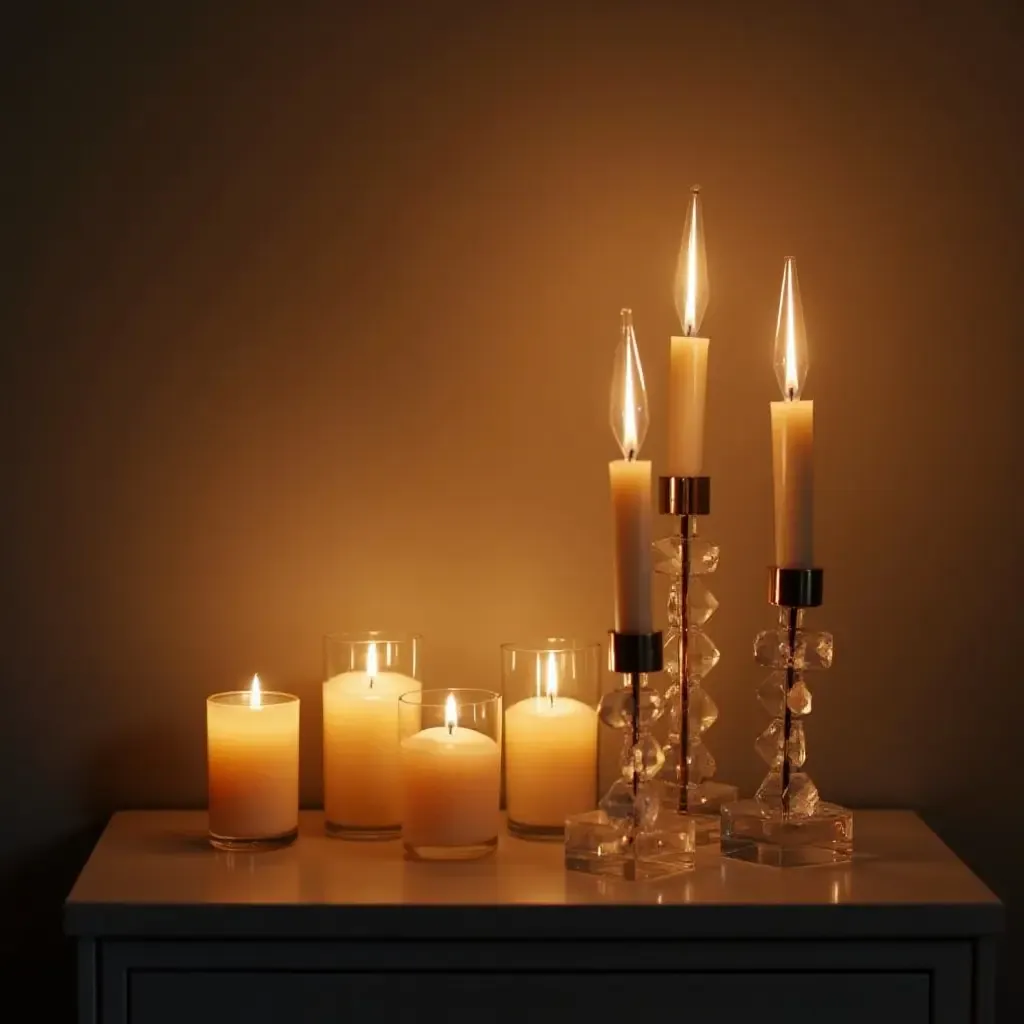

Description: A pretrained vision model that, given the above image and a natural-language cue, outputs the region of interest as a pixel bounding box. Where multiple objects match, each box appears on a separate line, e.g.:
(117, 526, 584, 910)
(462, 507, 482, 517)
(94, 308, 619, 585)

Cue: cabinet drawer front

(126, 970, 929, 1024)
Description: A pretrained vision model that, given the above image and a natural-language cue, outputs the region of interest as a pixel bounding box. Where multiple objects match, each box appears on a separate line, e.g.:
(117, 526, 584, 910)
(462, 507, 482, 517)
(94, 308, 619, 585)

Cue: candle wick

(448, 722, 453, 735)
(369, 676, 374, 689)
(549, 692, 554, 708)
(627, 447, 636, 461)
(787, 385, 795, 401)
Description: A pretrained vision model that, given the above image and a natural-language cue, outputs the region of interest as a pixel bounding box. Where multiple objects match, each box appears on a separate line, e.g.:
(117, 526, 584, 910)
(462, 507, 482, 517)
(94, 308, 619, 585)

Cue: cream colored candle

(668, 185, 710, 477)
(771, 399, 814, 567)
(323, 657, 421, 832)
(401, 696, 500, 850)
(609, 309, 653, 634)
(668, 335, 709, 476)
(207, 675, 299, 843)
(505, 653, 597, 829)
(610, 457, 653, 633)
(770, 257, 815, 569)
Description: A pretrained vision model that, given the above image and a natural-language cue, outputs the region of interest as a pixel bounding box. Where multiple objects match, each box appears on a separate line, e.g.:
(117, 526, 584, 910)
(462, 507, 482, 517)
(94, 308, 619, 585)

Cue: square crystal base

(720, 799, 853, 866)
(564, 809, 696, 881)
(656, 779, 740, 845)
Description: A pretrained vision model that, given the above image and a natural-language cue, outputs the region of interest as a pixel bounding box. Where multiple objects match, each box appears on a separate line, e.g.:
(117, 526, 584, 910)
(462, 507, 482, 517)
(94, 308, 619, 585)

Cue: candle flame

(444, 692, 458, 734)
(609, 308, 649, 460)
(249, 673, 262, 709)
(673, 185, 709, 336)
(366, 641, 378, 684)
(773, 257, 809, 400)
(545, 651, 558, 706)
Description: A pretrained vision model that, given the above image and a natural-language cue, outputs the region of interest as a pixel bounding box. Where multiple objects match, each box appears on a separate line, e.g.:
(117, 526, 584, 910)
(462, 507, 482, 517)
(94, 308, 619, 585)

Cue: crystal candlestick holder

(653, 476, 737, 845)
(565, 631, 696, 881)
(720, 568, 853, 866)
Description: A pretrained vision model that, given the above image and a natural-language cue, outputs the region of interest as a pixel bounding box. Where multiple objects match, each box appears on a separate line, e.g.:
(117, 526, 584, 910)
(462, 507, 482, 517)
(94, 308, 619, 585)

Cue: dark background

(2, 1, 1021, 1017)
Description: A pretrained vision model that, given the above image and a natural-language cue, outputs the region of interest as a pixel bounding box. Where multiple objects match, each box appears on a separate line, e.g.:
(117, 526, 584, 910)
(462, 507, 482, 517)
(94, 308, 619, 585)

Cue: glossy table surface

(65, 810, 1002, 940)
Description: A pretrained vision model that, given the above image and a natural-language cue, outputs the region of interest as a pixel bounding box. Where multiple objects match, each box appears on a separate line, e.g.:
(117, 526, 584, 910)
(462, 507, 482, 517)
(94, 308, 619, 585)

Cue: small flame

(773, 257, 809, 400)
(609, 308, 649, 460)
(366, 642, 378, 681)
(249, 673, 262, 709)
(674, 186, 709, 336)
(444, 693, 458, 734)
(545, 651, 558, 705)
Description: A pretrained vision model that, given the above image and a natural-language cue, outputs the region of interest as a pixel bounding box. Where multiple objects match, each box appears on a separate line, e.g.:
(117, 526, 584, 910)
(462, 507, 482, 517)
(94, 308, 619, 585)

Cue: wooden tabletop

(64, 810, 1002, 940)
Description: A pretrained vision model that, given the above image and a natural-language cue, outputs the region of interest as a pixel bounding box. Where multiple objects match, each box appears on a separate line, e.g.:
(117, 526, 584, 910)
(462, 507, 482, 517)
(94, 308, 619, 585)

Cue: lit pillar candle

(323, 641, 421, 834)
(505, 652, 598, 830)
(668, 185, 711, 477)
(609, 308, 653, 633)
(400, 693, 500, 851)
(207, 674, 300, 847)
(770, 257, 814, 568)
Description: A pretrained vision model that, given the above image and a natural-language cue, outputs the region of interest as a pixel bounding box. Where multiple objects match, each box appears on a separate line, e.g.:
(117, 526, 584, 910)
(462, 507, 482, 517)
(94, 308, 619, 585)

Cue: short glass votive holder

(501, 639, 600, 840)
(207, 688, 299, 852)
(323, 630, 422, 840)
(398, 688, 501, 861)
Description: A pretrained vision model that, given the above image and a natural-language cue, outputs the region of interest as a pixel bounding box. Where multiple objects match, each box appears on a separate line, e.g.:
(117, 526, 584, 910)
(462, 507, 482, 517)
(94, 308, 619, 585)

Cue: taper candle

(770, 258, 814, 568)
(609, 309, 653, 633)
(668, 185, 710, 477)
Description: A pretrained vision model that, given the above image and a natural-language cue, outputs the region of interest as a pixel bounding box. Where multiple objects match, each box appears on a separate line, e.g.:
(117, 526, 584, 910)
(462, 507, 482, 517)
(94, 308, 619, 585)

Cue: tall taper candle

(770, 258, 814, 568)
(668, 186, 710, 476)
(609, 309, 653, 633)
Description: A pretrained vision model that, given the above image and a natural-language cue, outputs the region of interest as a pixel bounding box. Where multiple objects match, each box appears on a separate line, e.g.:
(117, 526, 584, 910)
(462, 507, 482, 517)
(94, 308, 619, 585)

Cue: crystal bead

(755, 720, 784, 767)
(787, 679, 813, 716)
(666, 579, 719, 628)
(788, 721, 807, 767)
(599, 778, 635, 820)
(688, 685, 718, 736)
(598, 685, 665, 730)
(753, 629, 834, 670)
(620, 734, 665, 782)
(687, 739, 716, 782)
(653, 535, 720, 577)
(787, 773, 820, 816)
(664, 628, 720, 682)
(757, 673, 785, 716)
(633, 787, 661, 830)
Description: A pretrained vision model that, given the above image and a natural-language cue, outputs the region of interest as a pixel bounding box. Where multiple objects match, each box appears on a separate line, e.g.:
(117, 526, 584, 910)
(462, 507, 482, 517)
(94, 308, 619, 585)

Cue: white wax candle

(609, 458, 653, 633)
(323, 670, 421, 829)
(505, 695, 597, 827)
(667, 335, 709, 477)
(400, 725, 500, 848)
(770, 399, 814, 567)
(207, 688, 299, 841)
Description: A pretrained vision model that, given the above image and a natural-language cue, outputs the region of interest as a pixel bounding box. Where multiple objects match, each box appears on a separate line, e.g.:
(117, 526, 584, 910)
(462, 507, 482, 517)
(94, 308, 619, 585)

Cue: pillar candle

(505, 693, 597, 828)
(323, 669, 421, 828)
(400, 720, 500, 849)
(667, 335, 709, 477)
(207, 679, 299, 841)
(770, 398, 814, 567)
(609, 457, 653, 633)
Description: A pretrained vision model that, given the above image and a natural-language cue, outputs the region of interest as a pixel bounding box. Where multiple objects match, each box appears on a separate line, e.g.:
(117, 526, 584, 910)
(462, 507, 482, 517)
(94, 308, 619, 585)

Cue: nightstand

(65, 810, 1002, 1024)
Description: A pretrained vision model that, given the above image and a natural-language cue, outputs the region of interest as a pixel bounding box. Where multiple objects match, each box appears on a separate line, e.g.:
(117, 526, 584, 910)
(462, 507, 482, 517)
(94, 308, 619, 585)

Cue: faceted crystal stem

(781, 606, 804, 819)
(677, 514, 691, 811)
(630, 670, 641, 839)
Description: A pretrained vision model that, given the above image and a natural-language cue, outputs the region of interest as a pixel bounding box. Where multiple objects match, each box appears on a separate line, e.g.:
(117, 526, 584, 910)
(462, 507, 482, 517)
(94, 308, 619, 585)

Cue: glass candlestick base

(653, 779, 739, 844)
(564, 807, 696, 881)
(720, 799, 853, 866)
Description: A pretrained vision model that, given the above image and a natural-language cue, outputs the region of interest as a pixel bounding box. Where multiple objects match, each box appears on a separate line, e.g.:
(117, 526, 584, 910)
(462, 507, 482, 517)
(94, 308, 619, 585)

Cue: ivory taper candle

(609, 308, 653, 633)
(668, 185, 710, 477)
(770, 258, 814, 568)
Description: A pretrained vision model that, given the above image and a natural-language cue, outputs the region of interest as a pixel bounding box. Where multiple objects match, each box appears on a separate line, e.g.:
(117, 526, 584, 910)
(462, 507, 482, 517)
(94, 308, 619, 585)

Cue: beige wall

(2, 2, 1022, 1013)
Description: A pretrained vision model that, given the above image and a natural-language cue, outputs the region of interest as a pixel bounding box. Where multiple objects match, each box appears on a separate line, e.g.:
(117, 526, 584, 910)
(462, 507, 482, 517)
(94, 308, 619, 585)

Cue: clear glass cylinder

(322, 631, 422, 839)
(500, 639, 600, 839)
(207, 690, 299, 851)
(398, 688, 501, 860)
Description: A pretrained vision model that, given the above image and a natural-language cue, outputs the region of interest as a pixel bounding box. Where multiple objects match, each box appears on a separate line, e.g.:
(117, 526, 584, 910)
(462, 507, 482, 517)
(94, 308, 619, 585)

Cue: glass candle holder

(207, 681, 299, 852)
(323, 631, 422, 839)
(398, 688, 501, 861)
(501, 639, 600, 839)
